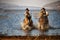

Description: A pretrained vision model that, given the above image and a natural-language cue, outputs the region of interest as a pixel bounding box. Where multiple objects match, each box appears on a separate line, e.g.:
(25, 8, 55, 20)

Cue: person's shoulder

(46, 11, 48, 14)
(46, 11, 49, 16)
(46, 11, 49, 14)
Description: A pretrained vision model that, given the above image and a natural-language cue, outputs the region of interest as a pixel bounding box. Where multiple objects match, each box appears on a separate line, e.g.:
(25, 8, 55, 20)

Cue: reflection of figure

(21, 8, 33, 33)
(38, 8, 49, 31)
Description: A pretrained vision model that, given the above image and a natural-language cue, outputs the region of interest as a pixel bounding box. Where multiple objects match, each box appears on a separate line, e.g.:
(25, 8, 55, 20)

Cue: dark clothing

(25, 12, 33, 26)
(43, 13, 48, 24)
(26, 14, 31, 21)
(39, 12, 48, 25)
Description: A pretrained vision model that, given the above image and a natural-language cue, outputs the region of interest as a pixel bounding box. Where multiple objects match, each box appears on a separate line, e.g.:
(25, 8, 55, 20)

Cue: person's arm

(39, 12, 43, 17)
(26, 18, 29, 25)
(24, 12, 27, 16)
(46, 11, 49, 16)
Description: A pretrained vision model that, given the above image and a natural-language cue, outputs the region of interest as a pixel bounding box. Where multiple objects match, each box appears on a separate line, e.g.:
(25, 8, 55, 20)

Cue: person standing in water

(38, 8, 49, 30)
(24, 8, 33, 26)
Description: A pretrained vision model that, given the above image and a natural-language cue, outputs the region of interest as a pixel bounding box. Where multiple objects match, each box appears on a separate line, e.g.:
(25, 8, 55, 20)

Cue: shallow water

(0, 10, 60, 36)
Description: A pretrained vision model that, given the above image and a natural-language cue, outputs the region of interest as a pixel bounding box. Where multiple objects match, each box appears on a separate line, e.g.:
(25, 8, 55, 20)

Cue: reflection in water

(0, 10, 60, 36)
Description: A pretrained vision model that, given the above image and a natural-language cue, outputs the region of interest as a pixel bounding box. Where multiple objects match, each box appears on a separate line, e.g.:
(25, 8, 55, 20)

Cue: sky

(0, 0, 59, 7)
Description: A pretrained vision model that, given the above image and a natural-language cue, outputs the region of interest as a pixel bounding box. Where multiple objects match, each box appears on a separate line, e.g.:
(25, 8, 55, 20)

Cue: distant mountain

(44, 1, 60, 10)
(0, 3, 40, 10)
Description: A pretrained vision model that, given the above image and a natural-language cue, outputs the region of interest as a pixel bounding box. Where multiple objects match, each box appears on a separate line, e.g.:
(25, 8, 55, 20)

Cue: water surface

(0, 10, 60, 36)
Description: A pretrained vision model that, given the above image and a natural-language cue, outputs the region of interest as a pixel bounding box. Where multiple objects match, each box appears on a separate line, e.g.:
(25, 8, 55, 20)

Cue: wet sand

(0, 35, 60, 40)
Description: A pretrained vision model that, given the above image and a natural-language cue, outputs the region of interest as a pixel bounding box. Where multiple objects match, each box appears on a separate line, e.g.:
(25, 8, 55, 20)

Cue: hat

(41, 8, 45, 11)
(25, 8, 29, 11)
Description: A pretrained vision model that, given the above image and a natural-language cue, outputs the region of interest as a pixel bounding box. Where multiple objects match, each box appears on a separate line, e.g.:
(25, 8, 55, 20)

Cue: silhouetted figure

(38, 8, 49, 31)
(24, 8, 33, 26)
(21, 8, 33, 35)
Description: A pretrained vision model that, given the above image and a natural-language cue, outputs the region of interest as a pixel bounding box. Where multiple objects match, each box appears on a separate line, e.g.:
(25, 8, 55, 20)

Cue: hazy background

(0, 0, 60, 10)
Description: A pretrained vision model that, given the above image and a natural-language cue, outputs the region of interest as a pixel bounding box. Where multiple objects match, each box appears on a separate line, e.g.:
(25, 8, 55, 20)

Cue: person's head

(41, 8, 46, 12)
(41, 8, 46, 13)
(25, 8, 29, 13)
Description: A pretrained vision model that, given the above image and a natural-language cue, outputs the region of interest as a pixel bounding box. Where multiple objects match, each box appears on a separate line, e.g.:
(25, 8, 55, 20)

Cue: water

(0, 10, 60, 36)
